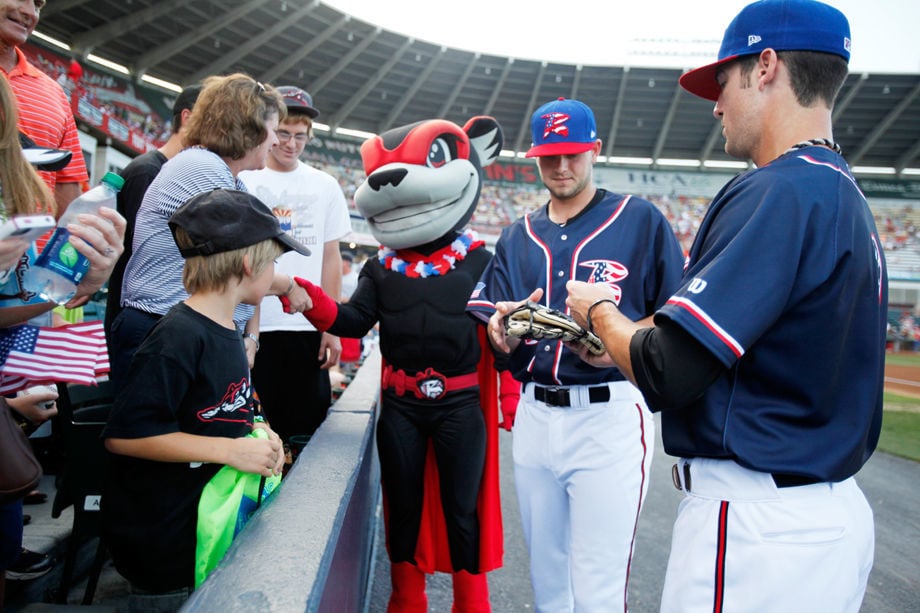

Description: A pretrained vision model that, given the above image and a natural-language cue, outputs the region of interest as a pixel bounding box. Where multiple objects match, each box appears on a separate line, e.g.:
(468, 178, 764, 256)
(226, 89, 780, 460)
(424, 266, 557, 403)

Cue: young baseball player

(103, 189, 308, 605)
(566, 1, 887, 611)
(468, 98, 684, 611)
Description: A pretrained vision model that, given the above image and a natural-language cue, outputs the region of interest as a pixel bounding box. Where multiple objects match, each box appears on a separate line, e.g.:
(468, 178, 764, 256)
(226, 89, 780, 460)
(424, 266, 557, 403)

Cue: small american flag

(0, 321, 109, 394)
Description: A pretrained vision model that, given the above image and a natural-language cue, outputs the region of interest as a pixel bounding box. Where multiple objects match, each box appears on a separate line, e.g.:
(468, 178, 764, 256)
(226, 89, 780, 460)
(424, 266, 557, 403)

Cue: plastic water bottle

(24, 171, 124, 304)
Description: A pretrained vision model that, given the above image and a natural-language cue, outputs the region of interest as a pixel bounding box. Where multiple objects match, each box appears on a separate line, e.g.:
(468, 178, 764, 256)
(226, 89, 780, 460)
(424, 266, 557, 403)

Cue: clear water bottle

(24, 171, 125, 304)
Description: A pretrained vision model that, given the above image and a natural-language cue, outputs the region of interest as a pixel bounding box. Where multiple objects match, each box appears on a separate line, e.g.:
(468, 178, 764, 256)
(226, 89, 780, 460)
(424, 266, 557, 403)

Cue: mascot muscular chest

(354, 117, 503, 376)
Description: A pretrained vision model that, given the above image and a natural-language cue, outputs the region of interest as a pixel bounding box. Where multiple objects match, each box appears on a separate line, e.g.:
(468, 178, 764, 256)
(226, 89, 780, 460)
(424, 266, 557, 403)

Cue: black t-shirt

(102, 302, 253, 592)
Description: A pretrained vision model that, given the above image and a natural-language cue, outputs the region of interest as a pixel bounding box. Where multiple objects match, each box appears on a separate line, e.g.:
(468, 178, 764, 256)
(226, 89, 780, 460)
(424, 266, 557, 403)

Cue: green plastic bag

(194, 428, 281, 587)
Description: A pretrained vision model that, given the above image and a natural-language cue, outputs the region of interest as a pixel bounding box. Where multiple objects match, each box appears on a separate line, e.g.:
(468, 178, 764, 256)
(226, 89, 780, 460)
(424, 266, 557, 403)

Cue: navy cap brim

(287, 105, 320, 119)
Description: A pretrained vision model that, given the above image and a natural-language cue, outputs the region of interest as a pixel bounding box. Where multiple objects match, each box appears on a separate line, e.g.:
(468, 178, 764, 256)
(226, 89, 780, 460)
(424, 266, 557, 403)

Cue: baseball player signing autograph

(467, 98, 684, 612)
(565, 1, 887, 611)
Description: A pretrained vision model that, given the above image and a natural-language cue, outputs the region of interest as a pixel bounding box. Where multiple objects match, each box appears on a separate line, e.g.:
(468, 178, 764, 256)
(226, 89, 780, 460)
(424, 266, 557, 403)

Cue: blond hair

(173, 226, 283, 294)
(0, 75, 54, 217)
(184, 74, 286, 160)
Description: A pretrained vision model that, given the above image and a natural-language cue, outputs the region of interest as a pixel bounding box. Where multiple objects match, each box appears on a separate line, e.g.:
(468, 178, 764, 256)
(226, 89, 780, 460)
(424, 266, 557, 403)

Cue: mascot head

(355, 116, 503, 250)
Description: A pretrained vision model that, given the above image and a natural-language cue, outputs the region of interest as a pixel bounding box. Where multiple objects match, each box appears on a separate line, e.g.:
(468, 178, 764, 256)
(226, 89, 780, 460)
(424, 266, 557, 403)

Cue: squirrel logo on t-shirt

(197, 378, 251, 423)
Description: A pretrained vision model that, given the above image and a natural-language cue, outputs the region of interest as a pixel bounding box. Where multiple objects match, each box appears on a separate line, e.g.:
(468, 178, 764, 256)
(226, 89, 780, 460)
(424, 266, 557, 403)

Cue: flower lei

(379, 230, 484, 278)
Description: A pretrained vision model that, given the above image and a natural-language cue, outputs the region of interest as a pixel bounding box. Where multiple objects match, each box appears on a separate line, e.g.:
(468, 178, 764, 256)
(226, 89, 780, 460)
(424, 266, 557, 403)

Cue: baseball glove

(504, 301, 606, 356)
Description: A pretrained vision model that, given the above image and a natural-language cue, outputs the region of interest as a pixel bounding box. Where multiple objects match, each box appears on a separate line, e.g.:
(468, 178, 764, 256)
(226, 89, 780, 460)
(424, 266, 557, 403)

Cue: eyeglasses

(276, 130, 309, 144)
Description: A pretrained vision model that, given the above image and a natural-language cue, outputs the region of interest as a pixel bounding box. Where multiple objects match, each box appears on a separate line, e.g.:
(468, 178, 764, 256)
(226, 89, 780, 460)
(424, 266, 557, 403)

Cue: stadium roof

(37, 0, 920, 177)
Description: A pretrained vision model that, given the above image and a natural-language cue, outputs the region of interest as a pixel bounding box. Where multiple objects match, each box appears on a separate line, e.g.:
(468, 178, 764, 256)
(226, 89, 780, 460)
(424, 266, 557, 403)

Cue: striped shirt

(121, 147, 254, 325)
(3, 47, 88, 195)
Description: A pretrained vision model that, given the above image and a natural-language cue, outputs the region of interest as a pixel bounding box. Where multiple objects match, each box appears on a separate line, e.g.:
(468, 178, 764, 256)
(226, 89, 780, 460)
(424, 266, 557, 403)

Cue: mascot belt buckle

(414, 367, 447, 400)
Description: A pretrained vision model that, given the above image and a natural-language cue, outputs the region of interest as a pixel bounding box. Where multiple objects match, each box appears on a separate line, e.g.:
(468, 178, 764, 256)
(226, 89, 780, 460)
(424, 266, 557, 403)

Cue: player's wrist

(586, 299, 618, 335)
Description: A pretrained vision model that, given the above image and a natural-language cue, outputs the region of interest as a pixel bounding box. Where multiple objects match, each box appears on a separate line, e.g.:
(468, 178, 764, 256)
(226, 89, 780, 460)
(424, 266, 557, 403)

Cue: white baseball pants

(663, 458, 874, 612)
(513, 381, 654, 613)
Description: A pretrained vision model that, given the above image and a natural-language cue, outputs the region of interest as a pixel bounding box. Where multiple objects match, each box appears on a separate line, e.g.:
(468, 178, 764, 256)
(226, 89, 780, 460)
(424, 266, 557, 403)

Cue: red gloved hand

(280, 277, 338, 332)
(498, 370, 521, 431)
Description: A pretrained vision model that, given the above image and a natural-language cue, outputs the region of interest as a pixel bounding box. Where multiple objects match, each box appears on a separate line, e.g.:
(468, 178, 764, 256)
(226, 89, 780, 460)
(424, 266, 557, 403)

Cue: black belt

(771, 473, 821, 488)
(532, 384, 610, 407)
(672, 463, 821, 491)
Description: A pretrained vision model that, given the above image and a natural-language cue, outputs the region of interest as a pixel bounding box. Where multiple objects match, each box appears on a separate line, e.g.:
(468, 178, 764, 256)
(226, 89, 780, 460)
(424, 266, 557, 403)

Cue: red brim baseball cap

(525, 98, 598, 158)
(679, 0, 851, 102)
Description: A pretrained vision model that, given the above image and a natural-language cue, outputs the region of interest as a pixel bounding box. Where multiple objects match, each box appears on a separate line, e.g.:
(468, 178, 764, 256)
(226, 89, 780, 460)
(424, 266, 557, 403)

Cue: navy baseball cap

(277, 85, 320, 119)
(169, 189, 310, 258)
(525, 98, 598, 158)
(679, 0, 851, 101)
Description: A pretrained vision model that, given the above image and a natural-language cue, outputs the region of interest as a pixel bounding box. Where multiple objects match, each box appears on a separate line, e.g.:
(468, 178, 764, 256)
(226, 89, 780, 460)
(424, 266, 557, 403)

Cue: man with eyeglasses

(240, 86, 351, 446)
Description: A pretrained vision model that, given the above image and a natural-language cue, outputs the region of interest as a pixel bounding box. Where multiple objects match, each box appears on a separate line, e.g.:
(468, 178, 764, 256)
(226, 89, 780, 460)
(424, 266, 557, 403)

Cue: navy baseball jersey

(655, 147, 888, 482)
(468, 189, 684, 386)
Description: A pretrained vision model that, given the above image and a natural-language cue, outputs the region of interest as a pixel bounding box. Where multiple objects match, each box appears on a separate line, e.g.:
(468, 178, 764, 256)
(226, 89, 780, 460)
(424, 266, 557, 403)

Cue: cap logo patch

(844, 37, 851, 52)
(541, 112, 570, 139)
(747, 34, 761, 46)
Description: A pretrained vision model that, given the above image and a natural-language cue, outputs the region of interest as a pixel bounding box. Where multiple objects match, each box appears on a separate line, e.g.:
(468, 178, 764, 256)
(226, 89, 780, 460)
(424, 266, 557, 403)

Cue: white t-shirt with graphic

(240, 162, 351, 332)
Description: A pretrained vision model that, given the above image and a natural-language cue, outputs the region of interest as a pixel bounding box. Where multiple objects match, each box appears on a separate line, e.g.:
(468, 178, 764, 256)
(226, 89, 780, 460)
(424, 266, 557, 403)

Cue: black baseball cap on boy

(169, 189, 310, 258)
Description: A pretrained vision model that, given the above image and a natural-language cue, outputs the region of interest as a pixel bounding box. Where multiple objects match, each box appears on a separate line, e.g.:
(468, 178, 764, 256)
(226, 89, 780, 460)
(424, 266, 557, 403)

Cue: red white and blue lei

(379, 230, 484, 278)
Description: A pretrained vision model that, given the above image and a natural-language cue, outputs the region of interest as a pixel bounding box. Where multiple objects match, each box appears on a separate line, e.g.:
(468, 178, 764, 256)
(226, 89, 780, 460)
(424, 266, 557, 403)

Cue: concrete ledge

(183, 349, 382, 612)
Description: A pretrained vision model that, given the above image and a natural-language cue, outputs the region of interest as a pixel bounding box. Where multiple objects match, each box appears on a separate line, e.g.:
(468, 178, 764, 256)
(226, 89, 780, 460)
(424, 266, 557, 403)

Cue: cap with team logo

(525, 98, 598, 158)
(679, 0, 851, 101)
(276, 86, 320, 119)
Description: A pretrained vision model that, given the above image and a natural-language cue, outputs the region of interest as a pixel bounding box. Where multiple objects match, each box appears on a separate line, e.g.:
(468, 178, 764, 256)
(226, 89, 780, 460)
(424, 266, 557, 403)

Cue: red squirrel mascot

(284, 116, 519, 612)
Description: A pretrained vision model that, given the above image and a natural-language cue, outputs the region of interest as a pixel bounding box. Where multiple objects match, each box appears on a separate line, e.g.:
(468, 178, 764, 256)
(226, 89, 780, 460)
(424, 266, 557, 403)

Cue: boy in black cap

(102, 189, 308, 605)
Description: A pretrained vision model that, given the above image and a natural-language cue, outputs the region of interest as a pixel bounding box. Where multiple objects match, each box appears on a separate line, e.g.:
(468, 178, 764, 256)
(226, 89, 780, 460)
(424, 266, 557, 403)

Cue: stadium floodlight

(337, 126, 377, 140)
(851, 166, 897, 175)
(140, 75, 181, 93)
(703, 160, 750, 169)
(86, 54, 129, 75)
(32, 30, 69, 51)
(901, 168, 920, 176)
(655, 158, 701, 168)
(606, 156, 654, 166)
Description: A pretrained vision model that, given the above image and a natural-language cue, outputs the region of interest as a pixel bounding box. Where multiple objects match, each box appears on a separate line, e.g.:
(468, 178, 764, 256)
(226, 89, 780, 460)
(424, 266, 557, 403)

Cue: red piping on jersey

(713, 500, 729, 613)
(622, 401, 649, 612)
(523, 212, 561, 384)
(666, 296, 744, 358)
(570, 195, 631, 294)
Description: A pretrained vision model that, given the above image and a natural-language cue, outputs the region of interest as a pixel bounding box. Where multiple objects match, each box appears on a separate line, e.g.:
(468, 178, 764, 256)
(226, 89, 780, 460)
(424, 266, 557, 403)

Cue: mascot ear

(463, 116, 503, 168)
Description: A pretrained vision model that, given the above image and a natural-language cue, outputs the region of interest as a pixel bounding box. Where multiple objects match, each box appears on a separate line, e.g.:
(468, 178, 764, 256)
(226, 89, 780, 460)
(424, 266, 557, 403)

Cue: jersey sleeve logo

(688, 277, 708, 294)
(580, 259, 627, 304)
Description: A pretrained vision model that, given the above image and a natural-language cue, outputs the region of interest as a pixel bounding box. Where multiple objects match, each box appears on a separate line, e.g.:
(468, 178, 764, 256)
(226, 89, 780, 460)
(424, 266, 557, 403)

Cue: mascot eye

(427, 137, 453, 168)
